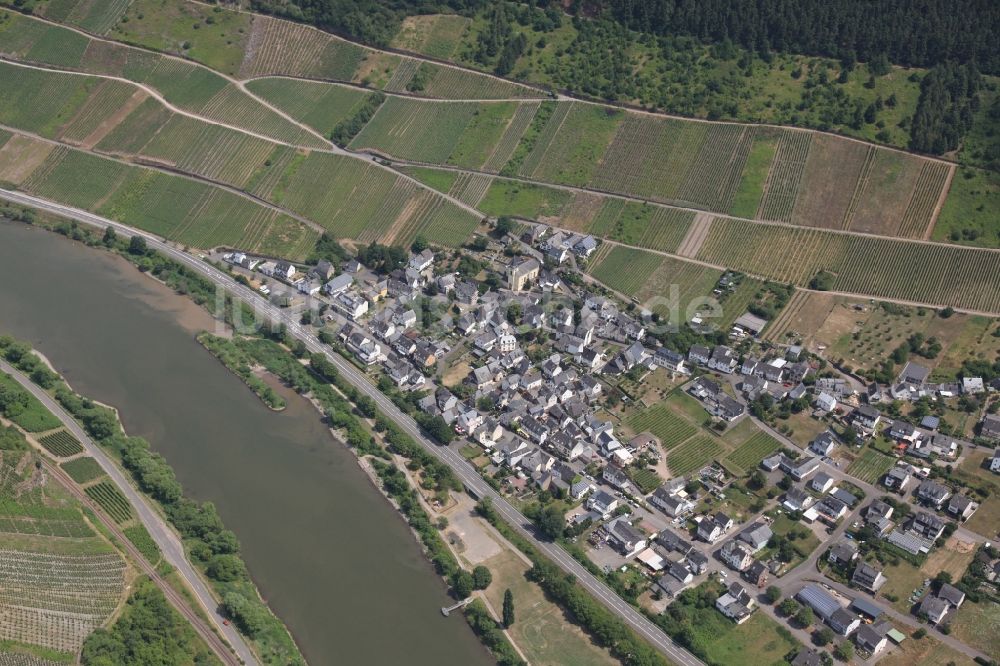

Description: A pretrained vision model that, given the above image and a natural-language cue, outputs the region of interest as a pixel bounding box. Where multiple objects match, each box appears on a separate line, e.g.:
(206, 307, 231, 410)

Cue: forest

(606, 0, 1000, 74)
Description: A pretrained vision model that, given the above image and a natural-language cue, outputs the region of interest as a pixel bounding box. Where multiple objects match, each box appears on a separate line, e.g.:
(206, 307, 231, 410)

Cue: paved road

(0, 358, 252, 666)
(1, 190, 706, 666)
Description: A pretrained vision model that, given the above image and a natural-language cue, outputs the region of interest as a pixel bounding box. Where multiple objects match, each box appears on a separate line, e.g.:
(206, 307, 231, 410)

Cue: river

(0, 220, 492, 665)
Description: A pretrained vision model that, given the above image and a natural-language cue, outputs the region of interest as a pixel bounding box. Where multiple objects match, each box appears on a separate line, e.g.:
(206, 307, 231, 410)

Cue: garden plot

(627, 405, 697, 450)
(724, 432, 781, 475)
(847, 448, 894, 484)
(667, 436, 724, 476)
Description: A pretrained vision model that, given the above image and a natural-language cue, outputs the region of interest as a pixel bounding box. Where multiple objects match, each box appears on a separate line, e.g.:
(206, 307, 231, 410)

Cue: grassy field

(950, 601, 1000, 661)
(111, 0, 251, 75)
(879, 633, 977, 666)
(400, 165, 461, 193)
(518, 102, 624, 187)
(481, 549, 618, 666)
(391, 14, 471, 59)
(477, 179, 571, 220)
(934, 167, 1000, 248)
(661, 582, 800, 666)
(730, 131, 779, 218)
(0, 373, 61, 433)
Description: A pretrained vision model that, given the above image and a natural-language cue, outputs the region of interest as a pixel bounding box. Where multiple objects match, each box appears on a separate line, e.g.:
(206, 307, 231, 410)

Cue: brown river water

(0, 220, 492, 665)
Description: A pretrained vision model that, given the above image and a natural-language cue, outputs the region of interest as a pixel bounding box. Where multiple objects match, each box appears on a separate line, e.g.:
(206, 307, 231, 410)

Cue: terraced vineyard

(596, 201, 696, 254)
(35, 0, 132, 34)
(246, 78, 373, 138)
(349, 97, 482, 163)
(627, 405, 697, 449)
(898, 162, 953, 238)
(847, 449, 895, 485)
(123, 525, 161, 565)
(587, 245, 664, 297)
(0, 653, 66, 666)
(757, 131, 812, 223)
(213, 8, 541, 99)
(724, 432, 781, 475)
(667, 436, 724, 476)
(0, 448, 128, 655)
(3, 133, 320, 260)
(696, 218, 1000, 313)
(36, 430, 83, 458)
(589, 245, 722, 315)
(0, 14, 327, 148)
(0, 549, 126, 653)
(85, 481, 133, 524)
(239, 14, 366, 81)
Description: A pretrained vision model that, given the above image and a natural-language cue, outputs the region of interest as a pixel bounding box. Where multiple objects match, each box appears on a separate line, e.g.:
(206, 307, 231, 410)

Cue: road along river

(0, 219, 492, 666)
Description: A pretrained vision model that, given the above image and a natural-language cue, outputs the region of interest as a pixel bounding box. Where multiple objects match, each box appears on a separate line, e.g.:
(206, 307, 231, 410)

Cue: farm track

(3, 26, 998, 314)
(0, 121, 327, 235)
(926, 163, 956, 240)
(676, 212, 714, 257)
(377, 157, 1000, 256)
(181, 0, 968, 177)
(0, 15, 971, 254)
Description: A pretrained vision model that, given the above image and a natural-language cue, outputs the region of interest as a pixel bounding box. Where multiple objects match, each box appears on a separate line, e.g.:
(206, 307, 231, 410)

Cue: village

(220, 220, 1000, 665)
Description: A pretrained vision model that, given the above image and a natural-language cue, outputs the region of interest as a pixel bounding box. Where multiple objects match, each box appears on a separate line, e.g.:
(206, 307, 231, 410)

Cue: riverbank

(0, 335, 304, 666)
(0, 214, 496, 666)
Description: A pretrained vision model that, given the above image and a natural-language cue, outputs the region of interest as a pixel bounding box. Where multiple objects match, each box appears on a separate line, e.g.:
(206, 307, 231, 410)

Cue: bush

(472, 565, 493, 590)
